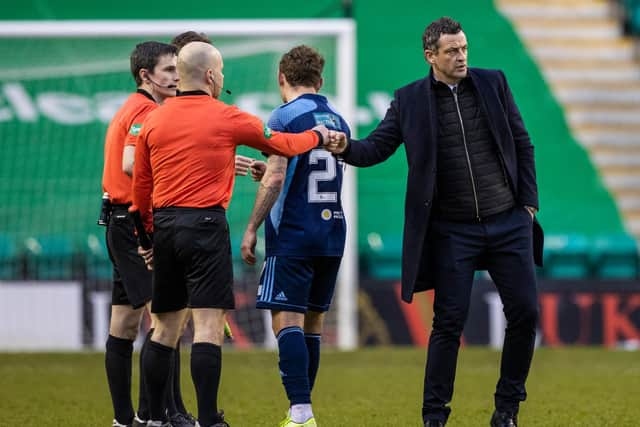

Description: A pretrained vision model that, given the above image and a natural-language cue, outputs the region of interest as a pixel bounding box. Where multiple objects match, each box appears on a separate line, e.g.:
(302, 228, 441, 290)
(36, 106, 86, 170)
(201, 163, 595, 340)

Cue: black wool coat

(342, 68, 543, 303)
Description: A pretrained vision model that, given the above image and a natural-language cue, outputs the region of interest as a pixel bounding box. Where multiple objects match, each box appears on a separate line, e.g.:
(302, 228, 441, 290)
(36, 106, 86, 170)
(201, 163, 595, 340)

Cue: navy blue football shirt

(264, 93, 350, 257)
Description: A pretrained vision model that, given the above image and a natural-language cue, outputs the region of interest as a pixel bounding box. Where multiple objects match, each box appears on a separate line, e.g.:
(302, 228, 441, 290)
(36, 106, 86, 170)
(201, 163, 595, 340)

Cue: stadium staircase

(497, 0, 640, 239)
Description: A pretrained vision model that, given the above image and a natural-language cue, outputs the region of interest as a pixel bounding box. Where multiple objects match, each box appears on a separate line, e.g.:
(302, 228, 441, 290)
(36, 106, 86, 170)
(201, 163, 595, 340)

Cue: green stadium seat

(363, 232, 402, 280)
(24, 235, 75, 280)
(542, 234, 591, 279)
(85, 233, 112, 281)
(627, 1, 640, 34)
(0, 234, 20, 280)
(591, 234, 639, 279)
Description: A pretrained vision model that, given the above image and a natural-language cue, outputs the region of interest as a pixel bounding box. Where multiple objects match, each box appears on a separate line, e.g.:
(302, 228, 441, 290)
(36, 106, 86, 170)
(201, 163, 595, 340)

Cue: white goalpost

(0, 19, 359, 350)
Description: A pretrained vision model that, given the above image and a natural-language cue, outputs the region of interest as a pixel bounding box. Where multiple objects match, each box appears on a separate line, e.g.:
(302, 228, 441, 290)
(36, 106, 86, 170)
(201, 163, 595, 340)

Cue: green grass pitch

(0, 347, 638, 426)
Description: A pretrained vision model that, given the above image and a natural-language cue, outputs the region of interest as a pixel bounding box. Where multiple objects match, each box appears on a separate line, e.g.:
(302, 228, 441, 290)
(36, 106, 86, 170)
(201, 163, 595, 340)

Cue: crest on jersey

(129, 123, 142, 136)
(321, 209, 332, 221)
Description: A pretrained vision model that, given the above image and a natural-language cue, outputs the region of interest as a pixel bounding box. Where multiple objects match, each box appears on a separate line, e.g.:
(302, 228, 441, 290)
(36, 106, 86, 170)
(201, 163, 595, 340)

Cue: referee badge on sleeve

(129, 123, 142, 136)
(263, 124, 273, 139)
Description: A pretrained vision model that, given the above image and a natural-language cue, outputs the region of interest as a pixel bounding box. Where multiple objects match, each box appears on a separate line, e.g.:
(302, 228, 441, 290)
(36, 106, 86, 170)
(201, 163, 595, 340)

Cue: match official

(132, 42, 330, 427)
(170, 30, 267, 181)
(131, 31, 267, 427)
(100, 41, 178, 427)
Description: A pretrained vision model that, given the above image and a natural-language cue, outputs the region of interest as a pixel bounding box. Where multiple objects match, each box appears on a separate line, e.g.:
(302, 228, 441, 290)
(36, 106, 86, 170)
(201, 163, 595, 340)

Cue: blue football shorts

(256, 256, 342, 313)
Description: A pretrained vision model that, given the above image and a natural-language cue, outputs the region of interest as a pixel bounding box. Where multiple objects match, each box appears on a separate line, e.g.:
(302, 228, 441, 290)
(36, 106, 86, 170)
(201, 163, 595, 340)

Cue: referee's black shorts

(106, 205, 152, 309)
(151, 206, 235, 313)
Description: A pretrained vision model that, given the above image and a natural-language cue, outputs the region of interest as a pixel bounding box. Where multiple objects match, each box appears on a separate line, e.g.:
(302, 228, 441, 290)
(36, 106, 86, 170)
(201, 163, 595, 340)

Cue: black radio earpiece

(145, 72, 176, 89)
(210, 71, 232, 95)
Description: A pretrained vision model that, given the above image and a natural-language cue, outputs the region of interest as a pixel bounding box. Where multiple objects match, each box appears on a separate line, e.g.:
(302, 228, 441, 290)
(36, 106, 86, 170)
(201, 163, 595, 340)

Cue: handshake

(312, 125, 348, 154)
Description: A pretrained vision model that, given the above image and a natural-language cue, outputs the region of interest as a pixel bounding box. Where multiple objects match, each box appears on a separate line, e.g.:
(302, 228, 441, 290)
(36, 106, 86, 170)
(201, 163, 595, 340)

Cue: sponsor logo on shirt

(263, 124, 272, 138)
(313, 112, 342, 130)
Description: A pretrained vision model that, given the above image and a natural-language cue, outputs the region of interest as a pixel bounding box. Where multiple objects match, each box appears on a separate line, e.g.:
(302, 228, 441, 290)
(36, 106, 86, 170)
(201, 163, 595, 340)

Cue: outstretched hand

(250, 160, 267, 181)
(311, 124, 329, 145)
(234, 155, 254, 176)
(325, 130, 348, 154)
(235, 155, 267, 181)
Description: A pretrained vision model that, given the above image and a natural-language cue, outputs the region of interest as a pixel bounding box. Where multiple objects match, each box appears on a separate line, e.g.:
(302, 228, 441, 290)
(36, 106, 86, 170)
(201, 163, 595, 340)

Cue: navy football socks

(277, 326, 311, 405)
(304, 333, 321, 391)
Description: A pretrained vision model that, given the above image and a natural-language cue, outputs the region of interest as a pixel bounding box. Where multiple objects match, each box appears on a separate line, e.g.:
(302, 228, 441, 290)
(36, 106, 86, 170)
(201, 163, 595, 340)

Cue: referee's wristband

(313, 130, 324, 147)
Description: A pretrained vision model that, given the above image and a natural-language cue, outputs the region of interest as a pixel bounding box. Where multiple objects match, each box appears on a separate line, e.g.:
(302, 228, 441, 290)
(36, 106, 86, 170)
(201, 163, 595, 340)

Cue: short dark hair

(422, 17, 463, 51)
(171, 31, 212, 51)
(130, 41, 177, 86)
(279, 45, 325, 88)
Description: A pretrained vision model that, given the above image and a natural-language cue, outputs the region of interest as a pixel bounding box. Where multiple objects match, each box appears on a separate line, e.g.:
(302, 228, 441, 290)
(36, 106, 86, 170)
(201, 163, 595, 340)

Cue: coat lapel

(413, 75, 437, 165)
(469, 69, 505, 153)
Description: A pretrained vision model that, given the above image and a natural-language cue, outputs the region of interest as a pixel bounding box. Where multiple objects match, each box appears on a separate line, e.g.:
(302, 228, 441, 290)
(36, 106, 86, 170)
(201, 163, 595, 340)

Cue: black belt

(111, 203, 132, 210)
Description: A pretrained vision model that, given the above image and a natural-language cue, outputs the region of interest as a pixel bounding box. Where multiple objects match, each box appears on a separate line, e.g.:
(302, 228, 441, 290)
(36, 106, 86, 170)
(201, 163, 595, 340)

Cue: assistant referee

(131, 41, 329, 427)
(100, 40, 178, 427)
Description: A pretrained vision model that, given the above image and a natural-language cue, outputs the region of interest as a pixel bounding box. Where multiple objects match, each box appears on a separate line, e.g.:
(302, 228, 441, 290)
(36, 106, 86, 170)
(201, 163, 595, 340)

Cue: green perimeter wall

(2, 0, 626, 246)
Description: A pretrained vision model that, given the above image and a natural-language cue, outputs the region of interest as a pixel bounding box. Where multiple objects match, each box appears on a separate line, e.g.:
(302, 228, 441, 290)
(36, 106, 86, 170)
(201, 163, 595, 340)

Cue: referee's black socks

(136, 328, 154, 420)
(171, 339, 189, 415)
(139, 330, 188, 421)
(105, 334, 135, 425)
(164, 339, 184, 416)
(142, 340, 175, 422)
(191, 342, 223, 426)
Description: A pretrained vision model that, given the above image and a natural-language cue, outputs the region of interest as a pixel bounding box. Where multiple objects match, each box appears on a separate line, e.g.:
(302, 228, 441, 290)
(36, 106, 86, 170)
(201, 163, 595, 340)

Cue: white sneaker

(112, 420, 130, 427)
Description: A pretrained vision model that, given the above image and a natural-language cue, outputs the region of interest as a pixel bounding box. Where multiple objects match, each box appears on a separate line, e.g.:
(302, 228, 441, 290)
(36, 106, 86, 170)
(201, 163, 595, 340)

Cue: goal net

(0, 20, 357, 350)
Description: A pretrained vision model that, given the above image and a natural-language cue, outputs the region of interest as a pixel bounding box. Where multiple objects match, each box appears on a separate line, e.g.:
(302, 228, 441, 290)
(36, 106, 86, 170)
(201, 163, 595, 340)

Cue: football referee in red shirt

(132, 41, 330, 427)
(101, 41, 178, 427)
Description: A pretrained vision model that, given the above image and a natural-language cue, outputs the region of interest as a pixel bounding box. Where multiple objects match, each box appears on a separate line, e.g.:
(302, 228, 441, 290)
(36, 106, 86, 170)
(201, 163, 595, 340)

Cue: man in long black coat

(326, 16, 542, 427)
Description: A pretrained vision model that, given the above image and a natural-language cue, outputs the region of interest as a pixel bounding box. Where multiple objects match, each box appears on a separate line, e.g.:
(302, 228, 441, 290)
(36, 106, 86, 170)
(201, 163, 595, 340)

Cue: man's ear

(316, 77, 324, 92)
(139, 68, 150, 83)
(424, 49, 433, 64)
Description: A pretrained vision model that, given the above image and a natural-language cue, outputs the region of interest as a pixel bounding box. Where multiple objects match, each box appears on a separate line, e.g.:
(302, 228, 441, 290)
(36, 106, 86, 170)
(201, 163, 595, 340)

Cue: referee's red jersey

(132, 93, 322, 230)
(102, 90, 156, 204)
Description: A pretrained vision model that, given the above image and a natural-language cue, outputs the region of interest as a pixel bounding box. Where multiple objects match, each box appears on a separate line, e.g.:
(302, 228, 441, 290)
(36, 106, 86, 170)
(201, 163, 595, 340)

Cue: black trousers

(422, 207, 539, 423)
